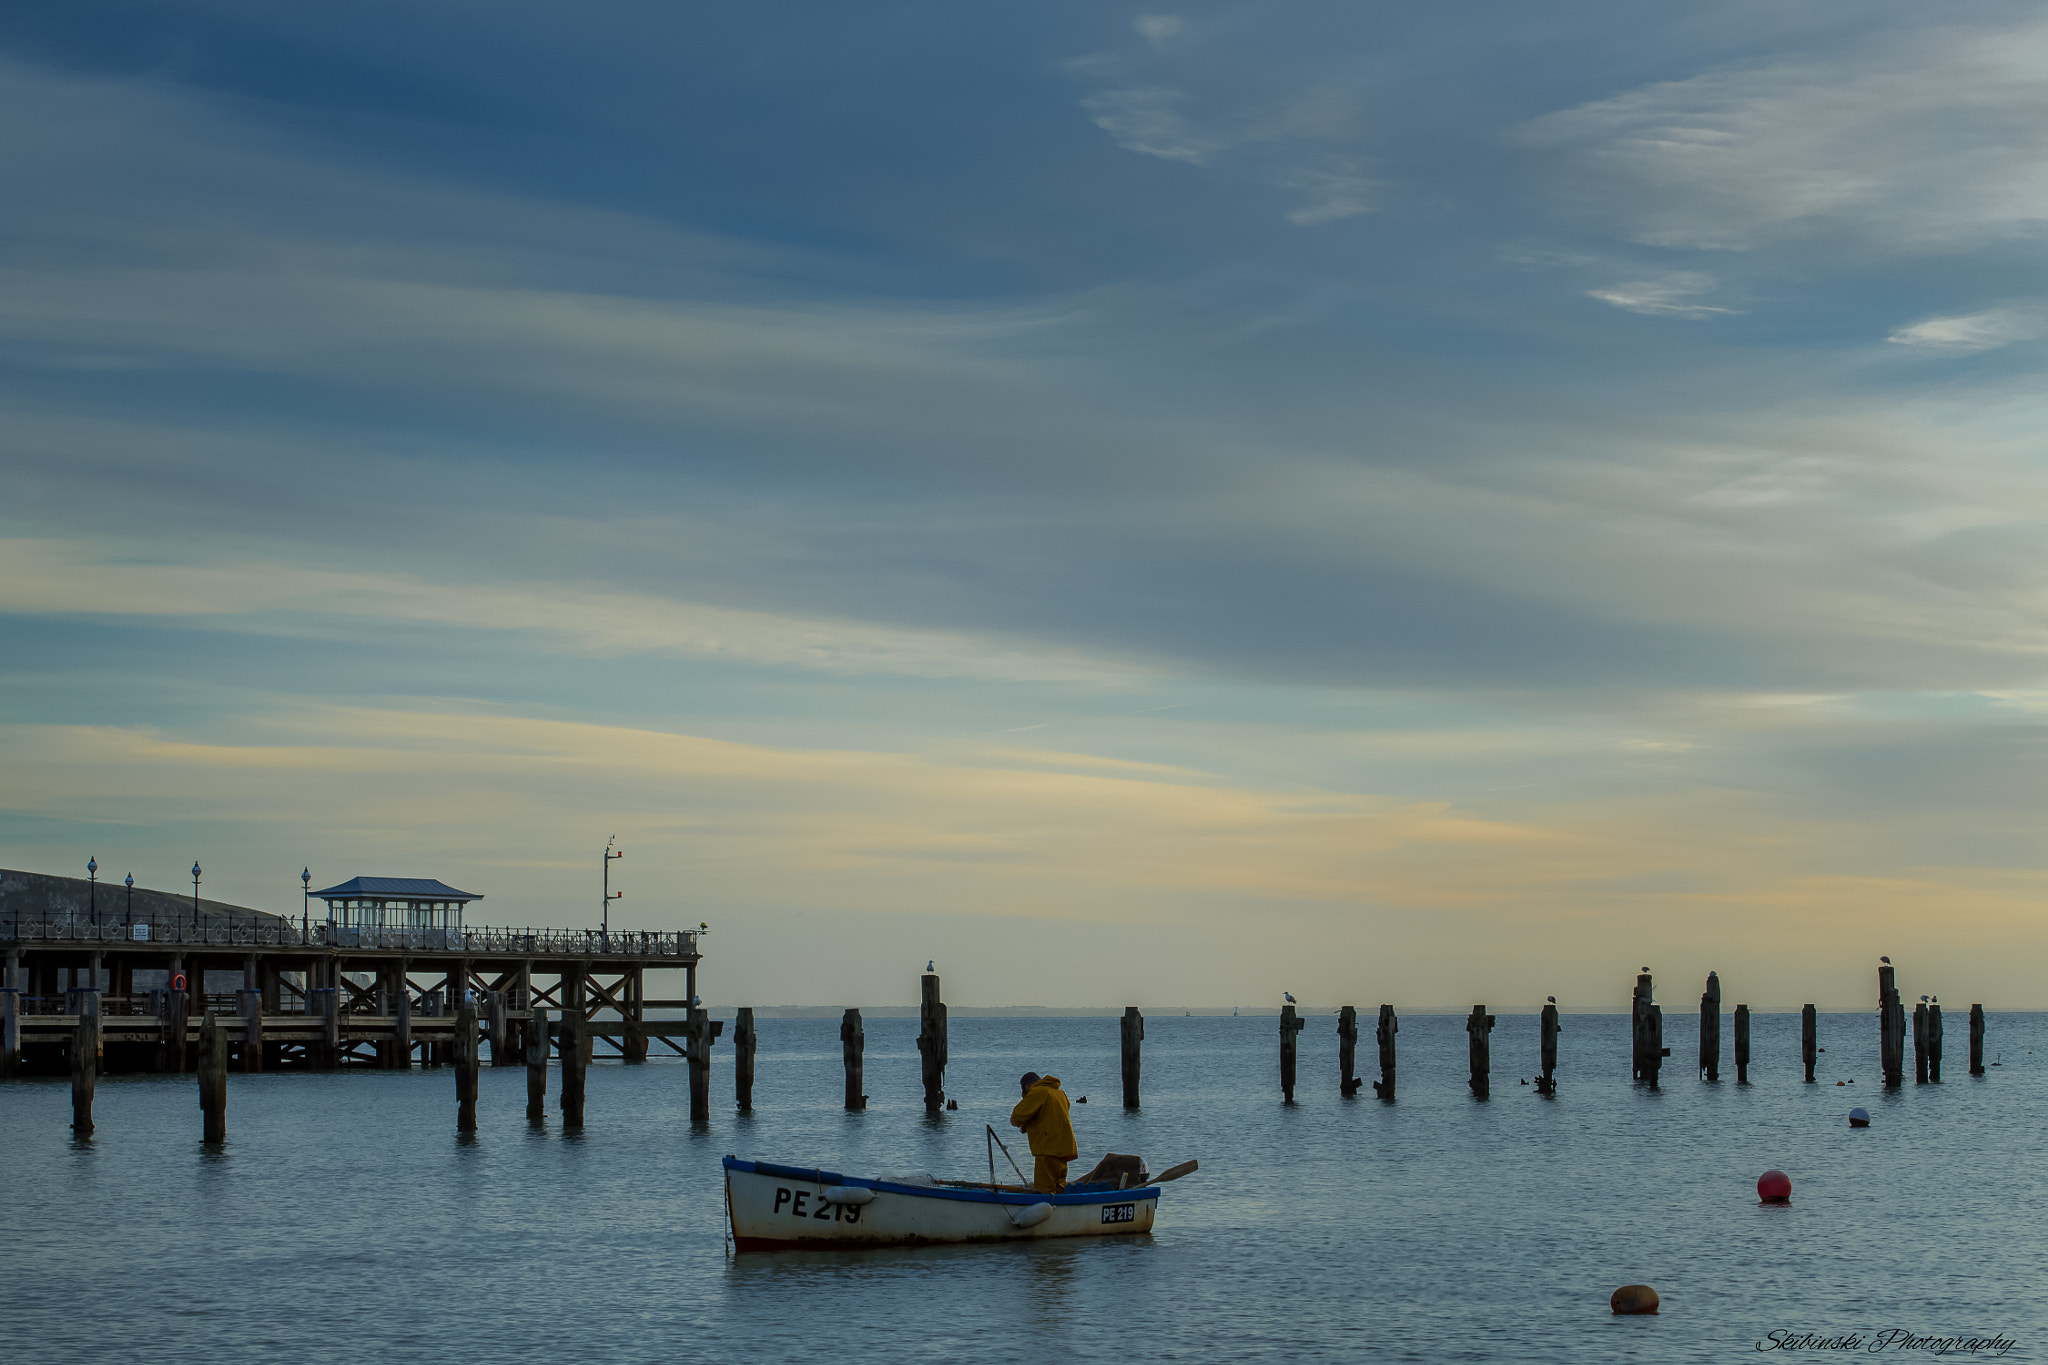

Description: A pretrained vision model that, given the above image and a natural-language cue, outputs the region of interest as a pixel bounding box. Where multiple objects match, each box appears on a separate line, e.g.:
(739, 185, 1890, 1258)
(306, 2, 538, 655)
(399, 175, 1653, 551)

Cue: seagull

(1547, 996, 1556, 1004)
(1921, 995, 1929, 1003)
(1881, 956, 1891, 964)
(926, 960, 935, 972)
(1283, 992, 1296, 1003)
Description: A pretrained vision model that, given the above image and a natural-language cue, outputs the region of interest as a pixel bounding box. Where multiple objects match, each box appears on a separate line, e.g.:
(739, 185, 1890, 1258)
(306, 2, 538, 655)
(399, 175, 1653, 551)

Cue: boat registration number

(1100, 1203, 1136, 1224)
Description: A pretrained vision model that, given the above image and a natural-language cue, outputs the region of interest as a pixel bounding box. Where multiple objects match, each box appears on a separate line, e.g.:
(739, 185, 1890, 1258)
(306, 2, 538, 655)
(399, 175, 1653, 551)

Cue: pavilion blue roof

(311, 876, 481, 902)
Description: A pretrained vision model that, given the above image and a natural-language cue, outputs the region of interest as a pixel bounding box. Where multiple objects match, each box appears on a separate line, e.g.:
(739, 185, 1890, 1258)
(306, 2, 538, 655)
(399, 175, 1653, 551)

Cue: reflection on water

(4, 1012, 2044, 1362)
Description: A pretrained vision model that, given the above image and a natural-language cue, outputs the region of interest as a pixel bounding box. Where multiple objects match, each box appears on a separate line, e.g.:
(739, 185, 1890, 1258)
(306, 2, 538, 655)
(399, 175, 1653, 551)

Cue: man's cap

(1020, 1071, 1041, 1088)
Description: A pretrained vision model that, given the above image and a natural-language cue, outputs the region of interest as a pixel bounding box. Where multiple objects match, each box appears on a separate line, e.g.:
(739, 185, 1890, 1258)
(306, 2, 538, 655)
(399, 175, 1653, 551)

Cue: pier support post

(1536, 1001, 1559, 1095)
(1878, 962, 1905, 1086)
(1466, 1005, 1494, 1099)
(199, 1012, 228, 1142)
(733, 1007, 756, 1112)
(1699, 972, 1721, 1082)
(1372, 1004, 1397, 1099)
(1121, 1007, 1145, 1107)
(1, 986, 18, 1080)
(313, 986, 339, 1069)
(526, 1007, 549, 1120)
(1912, 1001, 1929, 1083)
(1927, 1002, 1942, 1082)
(488, 990, 510, 1067)
(1279, 1004, 1304, 1102)
(624, 967, 647, 1064)
(237, 986, 263, 1074)
(71, 988, 99, 1135)
(394, 973, 413, 1070)
(1734, 1003, 1750, 1084)
(1336, 1006, 1360, 1097)
(1631, 973, 1666, 1087)
(559, 1011, 586, 1128)
(685, 1007, 722, 1122)
(841, 1008, 865, 1110)
(1968, 1004, 1985, 1076)
(917, 973, 947, 1112)
(454, 1005, 479, 1132)
(1801, 1004, 1817, 1082)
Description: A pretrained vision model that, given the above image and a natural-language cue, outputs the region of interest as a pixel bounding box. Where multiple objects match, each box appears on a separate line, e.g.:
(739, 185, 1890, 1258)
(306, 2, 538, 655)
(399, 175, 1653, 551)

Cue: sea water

(5, 1011, 2042, 1362)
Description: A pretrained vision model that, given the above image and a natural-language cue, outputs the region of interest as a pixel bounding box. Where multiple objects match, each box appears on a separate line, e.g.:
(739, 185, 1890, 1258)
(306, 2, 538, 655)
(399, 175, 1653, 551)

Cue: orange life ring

(171, 973, 187, 991)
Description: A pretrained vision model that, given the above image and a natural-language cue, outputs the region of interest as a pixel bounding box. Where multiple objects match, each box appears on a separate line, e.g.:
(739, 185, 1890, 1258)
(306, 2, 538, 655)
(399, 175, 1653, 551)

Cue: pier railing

(0, 917, 697, 958)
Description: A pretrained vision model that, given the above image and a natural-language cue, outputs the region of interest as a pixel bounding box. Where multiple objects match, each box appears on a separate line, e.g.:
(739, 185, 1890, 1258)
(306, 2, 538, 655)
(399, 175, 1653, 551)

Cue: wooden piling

(917, 974, 947, 1112)
(237, 986, 263, 1074)
(1801, 1004, 1817, 1082)
(1465, 1005, 1494, 1098)
(311, 987, 338, 1069)
(1, 986, 19, 1080)
(1536, 1001, 1559, 1095)
(1878, 962, 1905, 1086)
(71, 989, 99, 1135)
(1336, 1005, 1361, 1097)
(1733, 1003, 1750, 1084)
(685, 1006, 722, 1122)
(1372, 1004, 1397, 1099)
(525, 1007, 550, 1120)
(841, 1008, 866, 1110)
(1121, 1007, 1144, 1108)
(624, 967, 648, 1065)
(559, 1011, 586, 1128)
(1969, 1004, 1985, 1075)
(1631, 972, 1665, 1087)
(454, 1004, 479, 1132)
(487, 990, 510, 1067)
(1698, 972, 1721, 1082)
(733, 1007, 756, 1112)
(198, 1012, 228, 1142)
(1927, 1002, 1942, 1082)
(394, 975, 413, 1070)
(1912, 1001, 1929, 1083)
(1279, 1004, 1304, 1102)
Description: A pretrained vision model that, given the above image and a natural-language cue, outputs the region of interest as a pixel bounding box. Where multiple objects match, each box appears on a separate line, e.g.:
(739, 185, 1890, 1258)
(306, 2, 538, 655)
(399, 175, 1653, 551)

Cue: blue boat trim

(724, 1156, 1161, 1207)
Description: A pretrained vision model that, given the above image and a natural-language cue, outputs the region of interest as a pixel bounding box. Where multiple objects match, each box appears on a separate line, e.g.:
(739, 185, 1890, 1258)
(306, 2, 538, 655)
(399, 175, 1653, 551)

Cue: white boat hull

(725, 1158, 1160, 1251)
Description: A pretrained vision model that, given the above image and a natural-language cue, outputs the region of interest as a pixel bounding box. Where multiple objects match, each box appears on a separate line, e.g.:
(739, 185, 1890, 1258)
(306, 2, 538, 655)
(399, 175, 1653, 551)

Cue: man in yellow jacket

(1010, 1072, 1078, 1193)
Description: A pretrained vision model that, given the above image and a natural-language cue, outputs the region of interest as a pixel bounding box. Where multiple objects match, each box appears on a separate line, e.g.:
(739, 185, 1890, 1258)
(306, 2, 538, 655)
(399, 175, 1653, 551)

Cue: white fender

(822, 1185, 876, 1205)
(1012, 1202, 1054, 1228)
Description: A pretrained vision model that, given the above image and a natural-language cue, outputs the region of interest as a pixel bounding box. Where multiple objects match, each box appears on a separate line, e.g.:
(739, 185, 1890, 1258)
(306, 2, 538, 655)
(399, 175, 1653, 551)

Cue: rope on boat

(986, 1125, 1037, 1227)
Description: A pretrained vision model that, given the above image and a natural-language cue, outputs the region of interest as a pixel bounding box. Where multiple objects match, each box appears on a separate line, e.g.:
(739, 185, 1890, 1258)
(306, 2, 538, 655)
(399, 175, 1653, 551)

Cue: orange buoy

(1611, 1284, 1660, 1315)
(1757, 1169, 1791, 1203)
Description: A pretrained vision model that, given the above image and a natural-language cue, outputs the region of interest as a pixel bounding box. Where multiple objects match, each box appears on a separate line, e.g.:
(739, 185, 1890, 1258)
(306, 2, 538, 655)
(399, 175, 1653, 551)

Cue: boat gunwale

(725, 1156, 1164, 1208)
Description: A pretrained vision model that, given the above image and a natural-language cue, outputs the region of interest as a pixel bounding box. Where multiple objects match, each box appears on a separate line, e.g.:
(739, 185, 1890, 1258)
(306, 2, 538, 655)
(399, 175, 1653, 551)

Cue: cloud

(1889, 305, 2047, 353)
(1520, 20, 2048, 252)
(1586, 271, 1739, 318)
(1133, 14, 1184, 47)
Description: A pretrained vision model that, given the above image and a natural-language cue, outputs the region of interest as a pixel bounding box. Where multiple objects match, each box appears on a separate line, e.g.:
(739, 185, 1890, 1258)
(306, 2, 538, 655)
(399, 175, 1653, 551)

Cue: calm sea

(6, 1011, 2042, 1362)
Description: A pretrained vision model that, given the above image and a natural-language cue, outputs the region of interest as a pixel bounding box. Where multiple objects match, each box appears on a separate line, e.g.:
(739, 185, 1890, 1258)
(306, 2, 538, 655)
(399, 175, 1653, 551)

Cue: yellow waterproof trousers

(1034, 1156, 1068, 1193)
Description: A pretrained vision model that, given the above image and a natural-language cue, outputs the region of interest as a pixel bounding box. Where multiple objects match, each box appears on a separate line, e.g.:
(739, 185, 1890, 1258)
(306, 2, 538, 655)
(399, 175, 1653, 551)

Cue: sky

(2, 2, 2045, 1011)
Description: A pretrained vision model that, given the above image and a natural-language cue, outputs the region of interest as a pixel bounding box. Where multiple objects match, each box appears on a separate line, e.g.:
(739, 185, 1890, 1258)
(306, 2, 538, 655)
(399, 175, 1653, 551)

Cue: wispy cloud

(1889, 305, 2047, 353)
(1586, 271, 1739, 318)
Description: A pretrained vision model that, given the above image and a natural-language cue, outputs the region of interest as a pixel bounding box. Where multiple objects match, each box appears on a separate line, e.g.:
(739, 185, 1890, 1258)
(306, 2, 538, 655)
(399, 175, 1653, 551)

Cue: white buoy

(821, 1185, 876, 1205)
(1012, 1202, 1055, 1228)
(1848, 1107, 1870, 1127)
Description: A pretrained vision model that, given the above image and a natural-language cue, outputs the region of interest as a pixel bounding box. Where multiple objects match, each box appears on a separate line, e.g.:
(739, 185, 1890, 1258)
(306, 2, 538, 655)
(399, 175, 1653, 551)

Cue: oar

(1150, 1159, 1199, 1184)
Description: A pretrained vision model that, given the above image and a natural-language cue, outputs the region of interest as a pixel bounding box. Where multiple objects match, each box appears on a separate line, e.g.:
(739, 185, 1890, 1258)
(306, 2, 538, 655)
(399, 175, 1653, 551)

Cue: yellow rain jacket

(1009, 1075, 1077, 1160)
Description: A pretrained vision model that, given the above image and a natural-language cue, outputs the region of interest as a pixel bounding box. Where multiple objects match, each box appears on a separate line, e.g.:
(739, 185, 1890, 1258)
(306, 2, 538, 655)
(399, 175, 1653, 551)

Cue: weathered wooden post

(733, 1007, 756, 1112)
(487, 990, 510, 1067)
(559, 1011, 586, 1128)
(624, 968, 648, 1065)
(237, 986, 264, 1074)
(1536, 1000, 1559, 1095)
(1336, 1006, 1362, 1096)
(1968, 1004, 1985, 1075)
(394, 974, 413, 1071)
(454, 1004, 480, 1132)
(1801, 1004, 1817, 1082)
(71, 988, 100, 1135)
(1631, 972, 1665, 1087)
(1466, 1005, 1494, 1098)
(917, 973, 947, 1112)
(198, 1012, 228, 1142)
(1878, 961, 1905, 1086)
(525, 1007, 549, 1120)
(1, 986, 19, 1080)
(841, 1008, 865, 1110)
(313, 986, 339, 1069)
(1733, 1003, 1750, 1084)
(1927, 1001, 1943, 1082)
(1121, 1007, 1144, 1108)
(685, 1007, 723, 1122)
(1372, 1004, 1397, 1099)
(1912, 1000, 1929, 1084)
(1698, 972, 1721, 1082)
(1279, 1004, 1304, 1101)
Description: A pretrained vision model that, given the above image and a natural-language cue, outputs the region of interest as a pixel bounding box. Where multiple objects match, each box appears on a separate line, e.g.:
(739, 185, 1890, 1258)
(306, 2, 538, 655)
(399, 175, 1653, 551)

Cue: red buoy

(1757, 1169, 1791, 1203)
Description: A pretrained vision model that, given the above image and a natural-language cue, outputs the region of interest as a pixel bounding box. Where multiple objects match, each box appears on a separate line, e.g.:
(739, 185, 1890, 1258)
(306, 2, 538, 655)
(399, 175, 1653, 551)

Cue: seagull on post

(1283, 992, 1296, 1003)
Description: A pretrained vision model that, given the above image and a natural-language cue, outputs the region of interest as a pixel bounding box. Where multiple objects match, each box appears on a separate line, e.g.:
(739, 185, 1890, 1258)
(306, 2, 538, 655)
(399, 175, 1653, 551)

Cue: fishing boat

(723, 1154, 1190, 1251)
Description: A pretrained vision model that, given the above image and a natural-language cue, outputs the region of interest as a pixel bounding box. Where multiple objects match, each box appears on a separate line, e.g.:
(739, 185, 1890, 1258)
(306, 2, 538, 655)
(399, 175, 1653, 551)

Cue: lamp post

(87, 856, 98, 930)
(302, 868, 311, 942)
(191, 862, 202, 935)
(603, 837, 623, 950)
(124, 873, 133, 929)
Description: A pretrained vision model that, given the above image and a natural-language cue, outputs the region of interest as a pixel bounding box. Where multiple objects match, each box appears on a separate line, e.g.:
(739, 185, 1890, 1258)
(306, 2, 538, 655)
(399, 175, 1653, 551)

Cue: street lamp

(124, 873, 133, 929)
(302, 867, 311, 942)
(87, 856, 98, 929)
(603, 836, 623, 947)
(191, 862, 202, 935)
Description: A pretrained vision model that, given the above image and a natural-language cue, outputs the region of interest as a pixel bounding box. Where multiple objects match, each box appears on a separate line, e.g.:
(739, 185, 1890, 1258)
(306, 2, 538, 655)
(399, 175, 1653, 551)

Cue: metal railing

(0, 918, 697, 958)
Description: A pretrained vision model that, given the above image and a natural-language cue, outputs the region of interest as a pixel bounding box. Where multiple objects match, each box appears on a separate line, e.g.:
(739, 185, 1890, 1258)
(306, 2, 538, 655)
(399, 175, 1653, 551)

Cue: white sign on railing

(132, 924, 150, 941)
